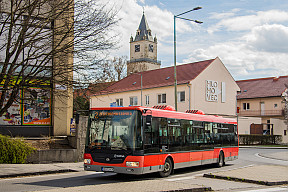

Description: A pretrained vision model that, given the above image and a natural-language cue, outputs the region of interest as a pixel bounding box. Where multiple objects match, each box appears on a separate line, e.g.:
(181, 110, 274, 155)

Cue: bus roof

(90, 106, 237, 125)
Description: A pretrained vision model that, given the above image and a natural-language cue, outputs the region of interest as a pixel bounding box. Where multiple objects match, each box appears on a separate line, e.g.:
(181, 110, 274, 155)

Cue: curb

(203, 173, 288, 186)
(0, 169, 78, 179)
(162, 187, 212, 192)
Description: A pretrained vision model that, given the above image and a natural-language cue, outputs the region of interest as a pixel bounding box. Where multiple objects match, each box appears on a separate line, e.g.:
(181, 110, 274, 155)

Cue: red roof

(96, 59, 215, 95)
(236, 76, 288, 99)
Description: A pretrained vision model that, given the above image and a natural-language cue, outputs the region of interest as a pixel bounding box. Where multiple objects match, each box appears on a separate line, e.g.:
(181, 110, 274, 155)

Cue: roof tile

(96, 59, 215, 95)
(236, 76, 288, 99)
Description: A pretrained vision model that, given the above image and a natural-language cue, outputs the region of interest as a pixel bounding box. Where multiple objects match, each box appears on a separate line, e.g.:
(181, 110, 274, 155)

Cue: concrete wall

(52, 0, 74, 136)
(238, 116, 262, 134)
(271, 118, 288, 143)
(76, 116, 88, 161)
(27, 149, 77, 163)
(26, 116, 88, 163)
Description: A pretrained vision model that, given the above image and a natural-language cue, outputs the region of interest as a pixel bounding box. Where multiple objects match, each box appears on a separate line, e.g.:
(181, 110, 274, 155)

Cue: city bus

(84, 106, 238, 177)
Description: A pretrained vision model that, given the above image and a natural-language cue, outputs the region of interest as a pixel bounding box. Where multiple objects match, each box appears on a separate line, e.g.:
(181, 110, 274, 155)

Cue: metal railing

(127, 58, 161, 65)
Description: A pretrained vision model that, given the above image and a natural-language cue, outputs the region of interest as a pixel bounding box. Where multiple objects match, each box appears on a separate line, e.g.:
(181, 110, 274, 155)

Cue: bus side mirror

(146, 115, 152, 126)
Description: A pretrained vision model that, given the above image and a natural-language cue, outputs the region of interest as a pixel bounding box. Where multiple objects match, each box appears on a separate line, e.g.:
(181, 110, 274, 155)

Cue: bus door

(202, 122, 214, 164)
(159, 118, 168, 153)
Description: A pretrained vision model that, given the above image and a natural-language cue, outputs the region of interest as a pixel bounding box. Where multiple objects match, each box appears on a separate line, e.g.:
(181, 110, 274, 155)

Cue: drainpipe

(187, 83, 191, 110)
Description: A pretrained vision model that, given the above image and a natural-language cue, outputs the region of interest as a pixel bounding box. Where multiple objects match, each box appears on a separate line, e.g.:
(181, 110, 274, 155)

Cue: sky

(106, 0, 288, 80)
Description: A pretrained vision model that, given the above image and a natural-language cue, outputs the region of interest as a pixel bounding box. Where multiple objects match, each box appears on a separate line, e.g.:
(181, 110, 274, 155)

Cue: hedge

(0, 134, 35, 164)
(239, 134, 282, 145)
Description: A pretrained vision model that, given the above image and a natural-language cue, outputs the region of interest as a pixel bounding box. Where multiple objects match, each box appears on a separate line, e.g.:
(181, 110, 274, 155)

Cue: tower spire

(134, 12, 153, 41)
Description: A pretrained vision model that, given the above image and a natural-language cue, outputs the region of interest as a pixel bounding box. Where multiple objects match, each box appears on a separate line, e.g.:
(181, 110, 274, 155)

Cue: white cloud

(208, 10, 288, 33)
(102, 2, 288, 80)
(107, 0, 196, 59)
(245, 24, 288, 53)
(182, 39, 288, 79)
(209, 8, 240, 20)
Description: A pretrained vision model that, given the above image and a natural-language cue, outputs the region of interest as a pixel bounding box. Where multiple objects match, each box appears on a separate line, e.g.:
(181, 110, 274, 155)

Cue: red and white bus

(84, 106, 238, 177)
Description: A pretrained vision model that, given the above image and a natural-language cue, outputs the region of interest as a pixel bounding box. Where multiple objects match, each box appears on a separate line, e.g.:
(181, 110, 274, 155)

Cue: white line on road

(165, 164, 255, 182)
(255, 153, 288, 162)
(165, 173, 203, 181)
(238, 187, 288, 192)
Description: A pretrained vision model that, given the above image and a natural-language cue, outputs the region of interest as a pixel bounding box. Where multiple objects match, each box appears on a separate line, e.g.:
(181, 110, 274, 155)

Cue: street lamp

(132, 72, 143, 106)
(174, 7, 202, 111)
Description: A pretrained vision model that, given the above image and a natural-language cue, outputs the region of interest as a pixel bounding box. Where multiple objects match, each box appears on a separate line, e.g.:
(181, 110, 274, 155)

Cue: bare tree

(282, 84, 288, 130)
(86, 55, 127, 83)
(0, 0, 119, 116)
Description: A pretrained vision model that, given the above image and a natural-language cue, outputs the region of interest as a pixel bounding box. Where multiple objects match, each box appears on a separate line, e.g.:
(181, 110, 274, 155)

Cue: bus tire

(217, 152, 225, 167)
(159, 158, 173, 177)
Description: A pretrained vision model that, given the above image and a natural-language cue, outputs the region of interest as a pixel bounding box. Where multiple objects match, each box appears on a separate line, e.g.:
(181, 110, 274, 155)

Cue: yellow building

(91, 57, 239, 117)
(0, 0, 73, 136)
(237, 76, 288, 143)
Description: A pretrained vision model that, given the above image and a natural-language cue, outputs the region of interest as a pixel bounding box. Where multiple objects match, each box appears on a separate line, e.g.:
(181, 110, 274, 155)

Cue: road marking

(165, 164, 255, 182)
(238, 187, 288, 192)
(166, 174, 203, 181)
(255, 153, 288, 162)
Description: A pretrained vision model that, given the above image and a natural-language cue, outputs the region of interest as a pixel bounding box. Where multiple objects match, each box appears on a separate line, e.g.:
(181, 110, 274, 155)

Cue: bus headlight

(126, 161, 139, 167)
(84, 159, 91, 164)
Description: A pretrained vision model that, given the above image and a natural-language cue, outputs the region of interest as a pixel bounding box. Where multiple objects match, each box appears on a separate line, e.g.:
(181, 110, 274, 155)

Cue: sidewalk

(0, 162, 211, 192)
(204, 164, 288, 186)
(203, 151, 288, 186)
(0, 162, 84, 178)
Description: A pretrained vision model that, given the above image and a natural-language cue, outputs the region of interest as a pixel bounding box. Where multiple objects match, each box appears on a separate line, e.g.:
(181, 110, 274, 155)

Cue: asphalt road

(0, 148, 287, 192)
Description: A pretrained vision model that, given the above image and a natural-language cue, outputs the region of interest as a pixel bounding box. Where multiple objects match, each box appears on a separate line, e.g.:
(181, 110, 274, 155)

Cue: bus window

(167, 119, 182, 152)
(204, 122, 213, 144)
(193, 121, 204, 144)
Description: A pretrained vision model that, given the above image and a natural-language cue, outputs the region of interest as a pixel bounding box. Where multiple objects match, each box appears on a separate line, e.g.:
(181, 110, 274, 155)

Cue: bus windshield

(87, 110, 142, 151)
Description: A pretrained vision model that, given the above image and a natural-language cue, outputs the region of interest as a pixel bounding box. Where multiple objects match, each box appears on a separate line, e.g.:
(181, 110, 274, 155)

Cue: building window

(157, 93, 166, 104)
(129, 96, 138, 106)
(149, 44, 153, 52)
(145, 95, 149, 106)
(243, 103, 250, 110)
(177, 91, 185, 102)
(274, 104, 278, 108)
(116, 98, 123, 106)
(135, 45, 140, 52)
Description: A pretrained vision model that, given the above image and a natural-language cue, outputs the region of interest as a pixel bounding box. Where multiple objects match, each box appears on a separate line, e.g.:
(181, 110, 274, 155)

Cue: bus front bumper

(84, 164, 144, 175)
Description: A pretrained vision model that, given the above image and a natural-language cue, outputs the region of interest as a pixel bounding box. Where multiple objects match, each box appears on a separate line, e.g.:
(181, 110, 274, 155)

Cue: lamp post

(140, 73, 142, 106)
(174, 7, 202, 111)
(132, 72, 143, 106)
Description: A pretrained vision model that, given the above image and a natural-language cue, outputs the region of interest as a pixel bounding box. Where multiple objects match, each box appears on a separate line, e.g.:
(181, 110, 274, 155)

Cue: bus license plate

(102, 167, 114, 172)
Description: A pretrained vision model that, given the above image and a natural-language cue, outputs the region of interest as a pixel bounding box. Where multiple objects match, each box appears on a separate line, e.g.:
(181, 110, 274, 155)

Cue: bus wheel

(217, 152, 225, 167)
(159, 158, 173, 177)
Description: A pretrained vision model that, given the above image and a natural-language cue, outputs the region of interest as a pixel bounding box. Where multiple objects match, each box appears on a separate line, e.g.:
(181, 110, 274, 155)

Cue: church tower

(127, 13, 160, 75)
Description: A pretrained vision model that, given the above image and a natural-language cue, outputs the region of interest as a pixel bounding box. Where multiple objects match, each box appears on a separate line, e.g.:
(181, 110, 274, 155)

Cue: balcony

(127, 58, 161, 65)
(238, 109, 284, 117)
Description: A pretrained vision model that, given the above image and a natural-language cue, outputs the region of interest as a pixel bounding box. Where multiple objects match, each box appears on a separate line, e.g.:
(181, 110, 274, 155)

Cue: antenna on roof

(142, 6, 145, 14)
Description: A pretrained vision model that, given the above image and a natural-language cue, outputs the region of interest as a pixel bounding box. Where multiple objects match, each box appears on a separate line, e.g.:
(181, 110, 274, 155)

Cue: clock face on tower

(149, 44, 154, 52)
(135, 45, 140, 52)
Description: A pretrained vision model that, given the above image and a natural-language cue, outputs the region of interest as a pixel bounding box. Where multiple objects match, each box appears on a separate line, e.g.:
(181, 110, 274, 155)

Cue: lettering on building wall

(206, 80, 218, 102)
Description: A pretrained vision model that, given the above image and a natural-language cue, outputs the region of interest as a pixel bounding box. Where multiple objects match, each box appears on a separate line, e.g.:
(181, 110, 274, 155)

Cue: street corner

(203, 165, 288, 186)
